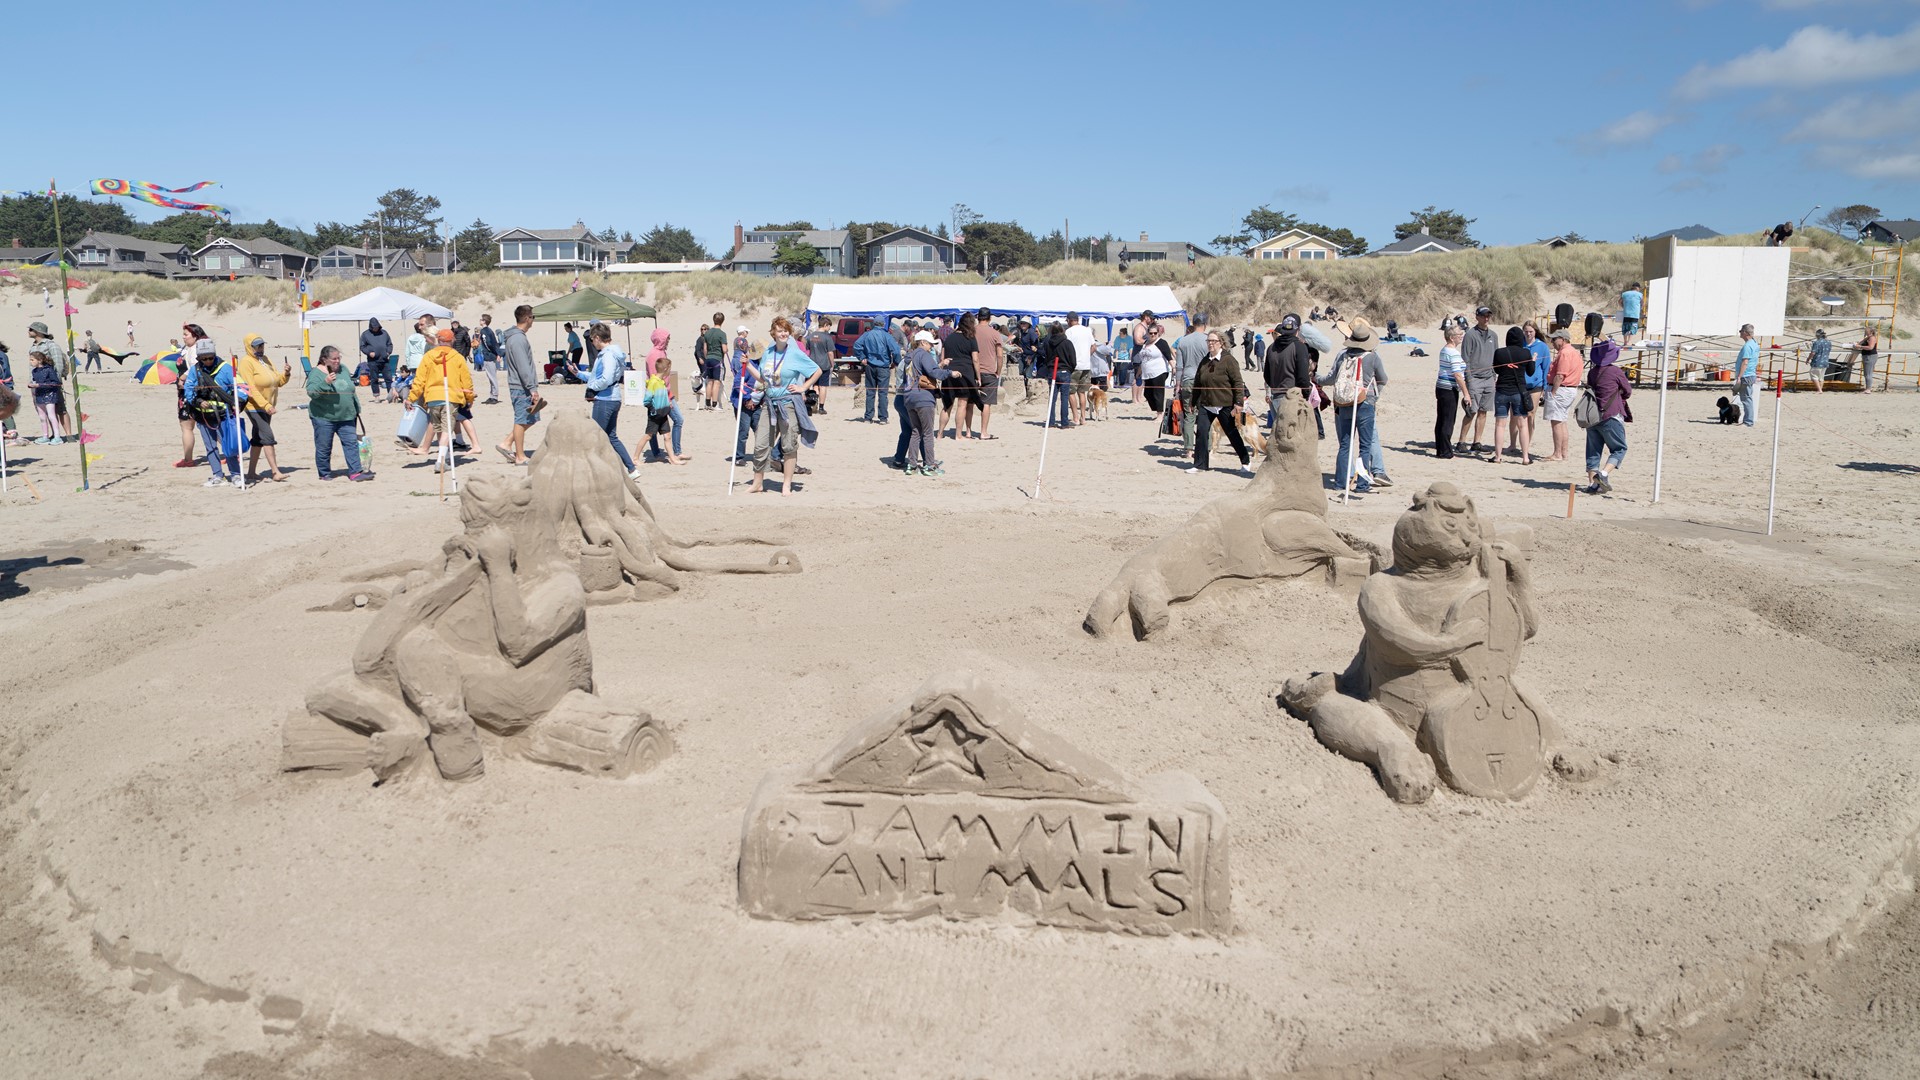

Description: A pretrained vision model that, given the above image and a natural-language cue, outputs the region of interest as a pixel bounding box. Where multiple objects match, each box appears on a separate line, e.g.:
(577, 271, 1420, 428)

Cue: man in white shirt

(1064, 312, 1096, 427)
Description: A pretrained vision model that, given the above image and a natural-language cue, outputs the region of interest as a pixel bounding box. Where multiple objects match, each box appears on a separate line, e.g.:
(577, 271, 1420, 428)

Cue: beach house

(0, 243, 58, 268)
(493, 224, 613, 276)
(719, 225, 856, 277)
(183, 237, 316, 280)
(1245, 228, 1345, 262)
(418, 250, 461, 275)
(64, 232, 190, 277)
(1107, 233, 1212, 266)
(864, 227, 965, 276)
(1370, 233, 1469, 256)
(1862, 219, 1920, 245)
(314, 246, 422, 279)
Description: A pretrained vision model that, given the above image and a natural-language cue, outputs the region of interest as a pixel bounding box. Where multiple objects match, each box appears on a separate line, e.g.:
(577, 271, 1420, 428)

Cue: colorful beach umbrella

(135, 351, 182, 385)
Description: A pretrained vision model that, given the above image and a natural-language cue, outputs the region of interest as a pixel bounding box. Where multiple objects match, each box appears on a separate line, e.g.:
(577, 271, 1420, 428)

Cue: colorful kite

(89, 179, 228, 218)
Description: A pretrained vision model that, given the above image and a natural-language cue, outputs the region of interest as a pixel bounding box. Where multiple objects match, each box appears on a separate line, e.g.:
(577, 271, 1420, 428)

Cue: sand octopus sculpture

(1279, 482, 1598, 803)
(1083, 394, 1376, 640)
(284, 444, 673, 783)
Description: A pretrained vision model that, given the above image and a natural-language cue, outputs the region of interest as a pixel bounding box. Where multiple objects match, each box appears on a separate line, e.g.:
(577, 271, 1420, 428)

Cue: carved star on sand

(907, 713, 986, 781)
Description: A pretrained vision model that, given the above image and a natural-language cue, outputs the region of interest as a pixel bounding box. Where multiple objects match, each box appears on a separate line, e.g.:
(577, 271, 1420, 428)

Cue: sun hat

(913, 330, 935, 344)
(28, 320, 49, 337)
(1344, 317, 1377, 348)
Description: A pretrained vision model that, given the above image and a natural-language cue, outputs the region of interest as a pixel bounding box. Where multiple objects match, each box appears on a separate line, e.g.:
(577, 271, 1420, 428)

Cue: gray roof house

(1108, 232, 1212, 266)
(494, 224, 612, 276)
(183, 236, 316, 280)
(1862, 219, 1920, 245)
(1371, 232, 1469, 256)
(720, 225, 855, 277)
(314, 245, 421, 279)
(65, 231, 190, 277)
(865, 227, 966, 277)
(0, 245, 57, 267)
(1643, 224, 1722, 242)
(417, 249, 461, 275)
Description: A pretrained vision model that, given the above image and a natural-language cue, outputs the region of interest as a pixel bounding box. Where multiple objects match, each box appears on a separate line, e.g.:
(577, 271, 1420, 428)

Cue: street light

(1798, 204, 1822, 229)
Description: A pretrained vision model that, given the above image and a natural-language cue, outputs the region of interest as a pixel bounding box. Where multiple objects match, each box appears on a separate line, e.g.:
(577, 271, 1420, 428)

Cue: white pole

(1767, 370, 1782, 535)
(1032, 377, 1059, 499)
(233, 359, 244, 490)
(726, 399, 746, 495)
(1652, 236, 1676, 502)
(442, 366, 456, 498)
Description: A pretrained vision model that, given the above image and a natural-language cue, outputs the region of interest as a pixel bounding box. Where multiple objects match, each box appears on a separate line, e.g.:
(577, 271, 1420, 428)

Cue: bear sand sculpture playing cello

(1279, 482, 1599, 803)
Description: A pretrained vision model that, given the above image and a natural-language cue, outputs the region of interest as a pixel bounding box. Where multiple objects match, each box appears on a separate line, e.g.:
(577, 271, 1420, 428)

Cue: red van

(831, 317, 878, 357)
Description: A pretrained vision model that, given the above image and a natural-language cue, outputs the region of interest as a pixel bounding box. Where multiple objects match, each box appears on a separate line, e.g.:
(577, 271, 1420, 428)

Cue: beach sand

(2, 290, 1917, 1079)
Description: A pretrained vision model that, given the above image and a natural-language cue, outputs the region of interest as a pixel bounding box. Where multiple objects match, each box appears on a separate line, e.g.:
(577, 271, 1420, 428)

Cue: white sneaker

(229, 476, 245, 488)
(627, 467, 644, 481)
(203, 477, 224, 488)
(1184, 467, 1202, 474)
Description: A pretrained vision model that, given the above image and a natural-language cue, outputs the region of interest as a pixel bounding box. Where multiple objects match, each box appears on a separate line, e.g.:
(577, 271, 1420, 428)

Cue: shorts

(1071, 369, 1091, 392)
(1544, 387, 1578, 422)
(1623, 317, 1642, 334)
(1092, 375, 1109, 390)
(510, 388, 540, 427)
(422, 401, 453, 432)
(246, 410, 276, 446)
(644, 410, 672, 438)
(1466, 375, 1495, 413)
(978, 373, 1000, 405)
(1494, 391, 1530, 418)
(702, 359, 725, 381)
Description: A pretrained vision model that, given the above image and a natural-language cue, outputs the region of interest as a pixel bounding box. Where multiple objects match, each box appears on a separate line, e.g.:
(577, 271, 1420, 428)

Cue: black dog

(1717, 396, 1741, 425)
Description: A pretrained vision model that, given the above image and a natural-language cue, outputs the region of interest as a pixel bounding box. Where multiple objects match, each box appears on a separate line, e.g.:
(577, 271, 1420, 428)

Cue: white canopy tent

(803, 283, 1186, 335)
(299, 285, 453, 329)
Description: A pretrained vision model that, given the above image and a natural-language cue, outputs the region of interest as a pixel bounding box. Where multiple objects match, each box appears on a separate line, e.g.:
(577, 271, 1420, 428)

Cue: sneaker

(627, 468, 644, 481)
(203, 476, 225, 487)
(1594, 472, 1612, 494)
(905, 465, 922, 476)
(926, 467, 944, 477)
(32, 437, 52, 445)
(229, 476, 245, 488)
(1453, 441, 1469, 455)
(796, 466, 813, 475)
(1582, 483, 1603, 495)
(1373, 473, 1393, 488)
(1185, 467, 1204, 474)
(349, 472, 375, 482)
(886, 459, 906, 470)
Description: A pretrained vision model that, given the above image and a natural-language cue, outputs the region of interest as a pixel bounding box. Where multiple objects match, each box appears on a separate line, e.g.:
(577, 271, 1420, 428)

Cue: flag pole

(49, 179, 89, 490)
(1766, 368, 1783, 536)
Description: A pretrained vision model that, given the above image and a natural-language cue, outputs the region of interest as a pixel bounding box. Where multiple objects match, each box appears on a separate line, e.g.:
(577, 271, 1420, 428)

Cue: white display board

(1646, 246, 1789, 337)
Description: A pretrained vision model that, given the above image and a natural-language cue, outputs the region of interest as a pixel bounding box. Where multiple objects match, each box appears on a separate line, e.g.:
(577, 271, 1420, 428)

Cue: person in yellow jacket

(408, 328, 475, 470)
(237, 333, 292, 482)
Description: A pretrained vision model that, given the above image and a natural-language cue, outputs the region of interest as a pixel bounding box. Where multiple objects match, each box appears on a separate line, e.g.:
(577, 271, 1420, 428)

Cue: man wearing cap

(852, 319, 900, 423)
(1458, 305, 1499, 454)
(182, 338, 242, 487)
(1264, 315, 1317, 432)
(1173, 312, 1212, 455)
(1543, 328, 1583, 462)
(974, 307, 1005, 439)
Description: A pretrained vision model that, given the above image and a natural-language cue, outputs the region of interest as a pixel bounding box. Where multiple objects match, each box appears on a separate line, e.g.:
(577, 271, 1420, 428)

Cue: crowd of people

(0, 294, 1899, 505)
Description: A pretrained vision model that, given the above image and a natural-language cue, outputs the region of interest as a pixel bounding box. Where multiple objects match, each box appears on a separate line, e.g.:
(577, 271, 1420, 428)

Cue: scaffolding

(1783, 238, 1909, 389)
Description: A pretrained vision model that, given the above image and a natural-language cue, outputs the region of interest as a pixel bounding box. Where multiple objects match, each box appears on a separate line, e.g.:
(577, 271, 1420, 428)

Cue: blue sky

(7, 0, 1916, 253)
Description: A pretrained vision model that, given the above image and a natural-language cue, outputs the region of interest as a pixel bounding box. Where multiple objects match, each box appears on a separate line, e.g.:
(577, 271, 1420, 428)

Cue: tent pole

(1652, 236, 1676, 503)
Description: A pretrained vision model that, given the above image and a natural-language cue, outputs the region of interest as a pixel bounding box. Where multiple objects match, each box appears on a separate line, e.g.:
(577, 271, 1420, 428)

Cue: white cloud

(1851, 149, 1920, 179)
(1591, 110, 1679, 144)
(1658, 144, 1744, 174)
(1676, 22, 1920, 98)
(1786, 88, 1920, 140)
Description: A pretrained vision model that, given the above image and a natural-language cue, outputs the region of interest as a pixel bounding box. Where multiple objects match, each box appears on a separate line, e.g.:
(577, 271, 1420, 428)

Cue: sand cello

(1279, 482, 1598, 803)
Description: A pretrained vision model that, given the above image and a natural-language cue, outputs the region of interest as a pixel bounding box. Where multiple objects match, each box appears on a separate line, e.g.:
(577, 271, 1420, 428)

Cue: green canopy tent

(529, 286, 658, 367)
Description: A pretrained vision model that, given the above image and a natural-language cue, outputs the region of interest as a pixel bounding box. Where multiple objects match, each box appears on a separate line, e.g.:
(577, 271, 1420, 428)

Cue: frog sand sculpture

(1279, 482, 1599, 803)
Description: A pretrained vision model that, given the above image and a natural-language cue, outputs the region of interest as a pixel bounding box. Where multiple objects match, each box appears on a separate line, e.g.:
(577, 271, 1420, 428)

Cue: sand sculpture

(283, 463, 671, 784)
(1084, 394, 1375, 640)
(1279, 482, 1597, 803)
(530, 412, 799, 599)
(739, 670, 1229, 934)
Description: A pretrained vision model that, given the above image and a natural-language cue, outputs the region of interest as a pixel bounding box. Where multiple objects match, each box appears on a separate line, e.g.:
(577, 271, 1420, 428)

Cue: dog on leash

(1089, 385, 1109, 420)
(1209, 407, 1269, 457)
(1716, 396, 1741, 425)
